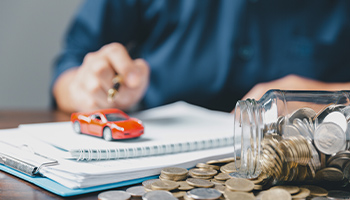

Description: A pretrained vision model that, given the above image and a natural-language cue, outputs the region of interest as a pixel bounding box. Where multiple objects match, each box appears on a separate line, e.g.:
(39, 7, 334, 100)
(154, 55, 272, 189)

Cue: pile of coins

(97, 156, 350, 200)
(258, 104, 350, 183)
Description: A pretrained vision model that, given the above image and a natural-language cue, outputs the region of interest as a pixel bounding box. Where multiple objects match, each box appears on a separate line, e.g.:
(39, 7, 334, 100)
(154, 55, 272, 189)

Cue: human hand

(53, 43, 150, 112)
(242, 74, 345, 101)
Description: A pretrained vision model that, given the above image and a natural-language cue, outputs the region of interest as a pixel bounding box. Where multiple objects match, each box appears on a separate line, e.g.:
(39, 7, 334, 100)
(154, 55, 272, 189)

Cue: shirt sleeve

(51, 0, 142, 107)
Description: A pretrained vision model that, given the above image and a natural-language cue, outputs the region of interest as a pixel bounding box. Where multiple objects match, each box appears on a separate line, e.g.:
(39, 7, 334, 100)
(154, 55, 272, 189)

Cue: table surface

(0, 110, 116, 200)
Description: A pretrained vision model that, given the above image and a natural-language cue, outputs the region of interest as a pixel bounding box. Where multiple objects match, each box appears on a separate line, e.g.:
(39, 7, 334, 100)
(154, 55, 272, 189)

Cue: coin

(293, 118, 313, 140)
(98, 190, 131, 200)
(171, 191, 186, 198)
(327, 151, 350, 169)
(210, 179, 226, 185)
(314, 122, 346, 155)
(207, 157, 236, 165)
(327, 190, 350, 200)
(224, 190, 255, 200)
(186, 178, 214, 188)
(213, 184, 226, 193)
(343, 161, 350, 180)
(214, 173, 231, 181)
(291, 188, 310, 199)
(314, 103, 335, 122)
(178, 181, 194, 190)
(261, 188, 291, 200)
(220, 162, 237, 174)
(196, 163, 221, 170)
(125, 186, 145, 197)
(187, 188, 222, 200)
(142, 179, 159, 187)
(270, 185, 300, 194)
(323, 111, 348, 133)
(225, 178, 254, 192)
(190, 168, 218, 177)
(142, 190, 177, 200)
(283, 124, 300, 138)
(289, 107, 316, 123)
(300, 185, 328, 197)
(151, 180, 179, 191)
(162, 167, 188, 176)
(315, 167, 344, 182)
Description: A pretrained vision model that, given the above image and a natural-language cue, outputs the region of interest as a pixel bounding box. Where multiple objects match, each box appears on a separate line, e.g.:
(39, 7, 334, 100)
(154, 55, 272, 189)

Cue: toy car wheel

(73, 121, 81, 133)
(103, 127, 113, 141)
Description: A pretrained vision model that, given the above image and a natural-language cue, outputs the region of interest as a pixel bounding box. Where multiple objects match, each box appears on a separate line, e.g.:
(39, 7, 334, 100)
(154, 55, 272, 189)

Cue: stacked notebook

(0, 102, 237, 196)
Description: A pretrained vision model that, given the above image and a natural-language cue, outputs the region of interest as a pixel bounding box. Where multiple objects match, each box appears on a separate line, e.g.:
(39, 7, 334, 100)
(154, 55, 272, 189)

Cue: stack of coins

(160, 167, 189, 181)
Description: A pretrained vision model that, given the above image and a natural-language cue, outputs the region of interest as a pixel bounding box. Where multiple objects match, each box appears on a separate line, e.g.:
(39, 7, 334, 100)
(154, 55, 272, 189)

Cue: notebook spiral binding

(74, 136, 234, 161)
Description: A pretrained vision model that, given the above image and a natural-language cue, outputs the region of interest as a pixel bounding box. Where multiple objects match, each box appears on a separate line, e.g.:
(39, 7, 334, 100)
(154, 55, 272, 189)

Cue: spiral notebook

(18, 101, 234, 161)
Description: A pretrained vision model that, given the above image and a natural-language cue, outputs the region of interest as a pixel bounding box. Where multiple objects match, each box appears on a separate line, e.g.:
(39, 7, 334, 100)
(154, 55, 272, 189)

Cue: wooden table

(0, 110, 106, 200)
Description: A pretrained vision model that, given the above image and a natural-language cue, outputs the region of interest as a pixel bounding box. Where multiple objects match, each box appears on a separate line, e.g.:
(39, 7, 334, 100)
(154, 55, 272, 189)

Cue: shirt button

(238, 45, 254, 60)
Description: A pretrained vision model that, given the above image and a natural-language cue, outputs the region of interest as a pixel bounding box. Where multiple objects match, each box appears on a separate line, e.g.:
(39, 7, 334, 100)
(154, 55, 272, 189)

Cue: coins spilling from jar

(99, 156, 350, 200)
(260, 103, 350, 183)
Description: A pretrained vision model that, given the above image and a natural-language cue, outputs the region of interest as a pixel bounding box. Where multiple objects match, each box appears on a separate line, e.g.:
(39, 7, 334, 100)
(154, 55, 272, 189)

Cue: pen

(107, 75, 123, 103)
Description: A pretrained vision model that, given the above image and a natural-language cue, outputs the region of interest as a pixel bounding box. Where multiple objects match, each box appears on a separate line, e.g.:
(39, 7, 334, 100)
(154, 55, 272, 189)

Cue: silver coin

(315, 103, 338, 122)
(289, 107, 316, 123)
(126, 186, 146, 197)
(98, 190, 131, 200)
(341, 106, 350, 122)
(187, 188, 222, 200)
(142, 179, 159, 187)
(142, 190, 177, 200)
(327, 151, 350, 169)
(343, 161, 350, 180)
(327, 190, 350, 199)
(323, 111, 348, 133)
(282, 124, 300, 138)
(314, 122, 346, 155)
(293, 118, 313, 140)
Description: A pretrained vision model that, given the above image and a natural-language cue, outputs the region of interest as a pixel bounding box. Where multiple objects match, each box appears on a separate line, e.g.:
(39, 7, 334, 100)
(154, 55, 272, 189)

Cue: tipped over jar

(233, 90, 350, 183)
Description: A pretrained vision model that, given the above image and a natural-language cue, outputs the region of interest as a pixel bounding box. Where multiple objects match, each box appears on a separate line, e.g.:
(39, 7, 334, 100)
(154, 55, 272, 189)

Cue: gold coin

(225, 178, 254, 192)
(253, 184, 263, 190)
(224, 190, 255, 200)
(261, 188, 291, 200)
(177, 181, 194, 190)
(171, 191, 186, 198)
(250, 176, 264, 184)
(214, 173, 231, 181)
(196, 163, 221, 170)
(190, 168, 217, 176)
(300, 185, 328, 197)
(220, 162, 237, 174)
(151, 180, 179, 191)
(291, 188, 311, 199)
(210, 179, 226, 185)
(162, 167, 188, 176)
(213, 184, 226, 193)
(207, 157, 237, 165)
(315, 167, 344, 182)
(186, 178, 214, 188)
(270, 185, 300, 194)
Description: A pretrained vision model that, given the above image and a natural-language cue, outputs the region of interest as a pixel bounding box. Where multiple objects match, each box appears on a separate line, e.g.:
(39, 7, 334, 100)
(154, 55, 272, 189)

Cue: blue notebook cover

(0, 165, 158, 197)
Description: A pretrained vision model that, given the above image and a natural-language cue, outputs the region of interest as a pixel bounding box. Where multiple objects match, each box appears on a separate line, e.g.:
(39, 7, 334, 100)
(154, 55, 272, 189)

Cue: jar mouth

(234, 99, 263, 178)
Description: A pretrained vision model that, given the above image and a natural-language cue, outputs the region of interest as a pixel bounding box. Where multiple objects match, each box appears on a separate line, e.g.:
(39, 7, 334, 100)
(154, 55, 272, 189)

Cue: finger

(99, 43, 142, 88)
(110, 59, 150, 110)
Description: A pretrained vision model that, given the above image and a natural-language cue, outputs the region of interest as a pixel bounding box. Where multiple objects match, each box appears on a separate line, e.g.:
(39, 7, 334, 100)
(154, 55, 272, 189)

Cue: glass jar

(233, 90, 350, 183)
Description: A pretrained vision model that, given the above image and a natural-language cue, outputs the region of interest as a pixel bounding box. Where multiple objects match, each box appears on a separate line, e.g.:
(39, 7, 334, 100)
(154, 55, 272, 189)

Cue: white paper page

(19, 102, 234, 158)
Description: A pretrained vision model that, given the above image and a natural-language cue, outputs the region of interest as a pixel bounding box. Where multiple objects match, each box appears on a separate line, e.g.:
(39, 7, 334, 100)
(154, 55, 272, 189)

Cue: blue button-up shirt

(53, 0, 350, 112)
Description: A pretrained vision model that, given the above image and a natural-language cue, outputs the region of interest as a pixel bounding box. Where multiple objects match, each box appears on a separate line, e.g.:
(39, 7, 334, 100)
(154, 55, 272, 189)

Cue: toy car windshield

(105, 113, 127, 122)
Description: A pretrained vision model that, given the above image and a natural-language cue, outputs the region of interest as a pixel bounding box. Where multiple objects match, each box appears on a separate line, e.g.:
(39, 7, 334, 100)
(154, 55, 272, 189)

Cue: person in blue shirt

(52, 0, 350, 113)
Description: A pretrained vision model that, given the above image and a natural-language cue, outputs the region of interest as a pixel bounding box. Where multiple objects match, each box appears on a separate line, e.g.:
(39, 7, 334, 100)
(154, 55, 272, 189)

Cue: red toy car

(71, 109, 144, 141)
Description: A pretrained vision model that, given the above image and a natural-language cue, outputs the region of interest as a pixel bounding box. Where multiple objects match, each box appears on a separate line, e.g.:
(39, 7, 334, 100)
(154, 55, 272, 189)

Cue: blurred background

(0, 0, 82, 110)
